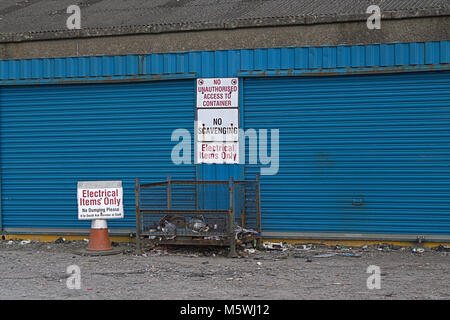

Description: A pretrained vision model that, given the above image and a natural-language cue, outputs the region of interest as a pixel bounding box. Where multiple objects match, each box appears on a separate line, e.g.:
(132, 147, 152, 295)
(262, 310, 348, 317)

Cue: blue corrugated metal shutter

(244, 71, 450, 238)
(1, 80, 195, 232)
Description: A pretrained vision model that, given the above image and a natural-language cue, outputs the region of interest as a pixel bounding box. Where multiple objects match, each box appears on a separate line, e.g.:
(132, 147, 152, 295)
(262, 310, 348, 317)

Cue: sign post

(77, 181, 124, 252)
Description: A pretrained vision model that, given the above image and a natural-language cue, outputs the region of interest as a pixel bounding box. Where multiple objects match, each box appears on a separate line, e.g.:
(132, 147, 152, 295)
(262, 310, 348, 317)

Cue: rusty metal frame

(135, 177, 261, 257)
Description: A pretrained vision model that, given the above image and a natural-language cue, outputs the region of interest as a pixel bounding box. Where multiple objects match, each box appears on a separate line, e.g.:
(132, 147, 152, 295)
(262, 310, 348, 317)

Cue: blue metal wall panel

(244, 71, 450, 236)
(0, 80, 195, 230)
(2, 41, 450, 84)
(1, 40, 450, 235)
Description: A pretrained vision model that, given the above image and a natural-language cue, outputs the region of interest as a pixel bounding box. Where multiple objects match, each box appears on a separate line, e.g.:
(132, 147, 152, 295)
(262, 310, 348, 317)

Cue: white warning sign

(77, 181, 124, 220)
(197, 78, 239, 108)
(197, 109, 239, 142)
(197, 142, 239, 164)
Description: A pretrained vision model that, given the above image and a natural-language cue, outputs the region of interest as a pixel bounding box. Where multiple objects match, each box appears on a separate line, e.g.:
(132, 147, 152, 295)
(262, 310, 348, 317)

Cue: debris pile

(143, 215, 261, 245)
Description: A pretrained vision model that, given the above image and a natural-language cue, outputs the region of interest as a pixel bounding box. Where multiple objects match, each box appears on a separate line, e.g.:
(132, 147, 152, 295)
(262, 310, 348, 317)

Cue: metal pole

(167, 175, 172, 210)
(255, 174, 262, 249)
(135, 178, 141, 254)
(228, 178, 237, 258)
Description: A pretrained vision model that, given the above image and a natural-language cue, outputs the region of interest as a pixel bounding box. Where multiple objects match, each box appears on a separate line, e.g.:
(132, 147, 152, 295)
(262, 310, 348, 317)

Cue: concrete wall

(0, 16, 449, 60)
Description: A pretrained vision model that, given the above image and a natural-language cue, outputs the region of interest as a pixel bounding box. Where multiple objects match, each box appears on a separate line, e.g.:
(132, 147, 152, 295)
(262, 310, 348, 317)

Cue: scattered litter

(435, 245, 450, 252)
(7, 240, 13, 245)
(412, 248, 425, 254)
(341, 252, 362, 258)
(20, 240, 31, 245)
(313, 253, 336, 258)
(54, 237, 65, 244)
(256, 262, 262, 267)
(83, 238, 89, 242)
(244, 248, 256, 254)
(235, 225, 261, 240)
(306, 258, 313, 262)
(294, 244, 312, 251)
(263, 241, 285, 250)
(226, 277, 234, 281)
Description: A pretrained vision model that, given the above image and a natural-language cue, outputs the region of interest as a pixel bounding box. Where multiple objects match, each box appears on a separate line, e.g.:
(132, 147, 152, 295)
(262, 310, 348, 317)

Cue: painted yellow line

(3, 234, 449, 248)
(3, 234, 135, 243)
(263, 238, 450, 248)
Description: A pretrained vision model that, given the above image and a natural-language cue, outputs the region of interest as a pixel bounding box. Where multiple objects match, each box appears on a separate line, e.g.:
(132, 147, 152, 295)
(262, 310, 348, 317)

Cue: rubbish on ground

(295, 244, 312, 251)
(7, 240, 13, 245)
(313, 253, 337, 258)
(341, 252, 362, 258)
(306, 258, 313, 262)
(435, 245, 450, 252)
(20, 240, 31, 245)
(412, 248, 425, 254)
(262, 241, 285, 250)
(83, 238, 89, 242)
(256, 262, 262, 267)
(244, 248, 256, 254)
(54, 237, 65, 244)
(235, 225, 261, 240)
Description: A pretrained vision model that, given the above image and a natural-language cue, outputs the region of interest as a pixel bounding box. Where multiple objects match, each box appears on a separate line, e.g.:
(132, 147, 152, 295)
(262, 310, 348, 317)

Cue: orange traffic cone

(87, 219, 112, 251)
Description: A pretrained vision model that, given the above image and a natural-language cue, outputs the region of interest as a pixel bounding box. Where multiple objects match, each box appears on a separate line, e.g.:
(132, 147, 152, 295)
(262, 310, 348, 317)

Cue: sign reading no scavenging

(196, 78, 239, 164)
(77, 181, 124, 220)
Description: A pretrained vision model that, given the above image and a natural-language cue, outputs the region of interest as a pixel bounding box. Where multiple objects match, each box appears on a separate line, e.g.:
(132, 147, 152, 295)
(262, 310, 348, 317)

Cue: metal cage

(135, 176, 261, 257)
